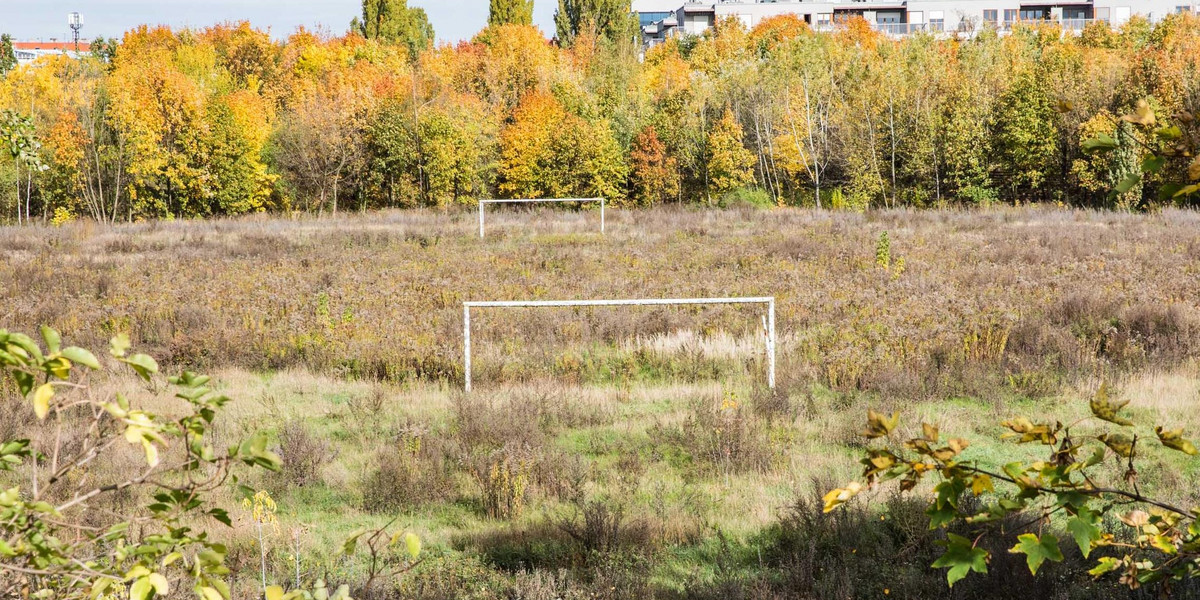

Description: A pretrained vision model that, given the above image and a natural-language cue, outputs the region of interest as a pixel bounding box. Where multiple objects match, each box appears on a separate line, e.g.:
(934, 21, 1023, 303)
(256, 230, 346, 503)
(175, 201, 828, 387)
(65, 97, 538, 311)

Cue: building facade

(11, 41, 85, 66)
(636, 1, 1199, 46)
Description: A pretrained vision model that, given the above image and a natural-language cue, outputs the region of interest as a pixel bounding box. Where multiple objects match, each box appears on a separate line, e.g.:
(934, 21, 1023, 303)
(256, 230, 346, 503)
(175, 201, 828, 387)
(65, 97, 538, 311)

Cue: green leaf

(12, 370, 34, 396)
(1067, 509, 1102, 558)
(60, 346, 100, 370)
(1009, 533, 1064, 575)
(1114, 173, 1141, 195)
(121, 353, 159, 382)
(1089, 383, 1132, 426)
(1141, 155, 1165, 174)
(342, 529, 366, 556)
(931, 533, 989, 587)
(129, 577, 152, 600)
(1081, 133, 1117, 153)
(926, 503, 957, 529)
(1154, 125, 1182, 140)
(39, 325, 61, 355)
(0, 538, 14, 557)
(209, 508, 232, 527)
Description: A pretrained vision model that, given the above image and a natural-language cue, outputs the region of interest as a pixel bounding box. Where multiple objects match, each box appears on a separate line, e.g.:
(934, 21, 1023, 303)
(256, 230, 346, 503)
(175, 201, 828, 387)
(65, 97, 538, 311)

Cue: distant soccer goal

(462, 296, 776, 391)
(477, 198, 605, 238)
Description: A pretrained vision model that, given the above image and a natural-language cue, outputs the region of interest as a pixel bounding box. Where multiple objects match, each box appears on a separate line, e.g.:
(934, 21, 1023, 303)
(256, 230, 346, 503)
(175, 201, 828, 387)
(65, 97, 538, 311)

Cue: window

(1096, 7, 1110, 20)
(1020, 8, 1048, 20)
(877, 11, 902, 24)
(1004, 9, 1018, 24)
(1178, 6, 1193, 13)
(637, 11, 672, 27)
(983, 9, 998, 24)
(909, 11, 924, 24)
(816, 13, 833, 26)
(929, 10, 945, 30)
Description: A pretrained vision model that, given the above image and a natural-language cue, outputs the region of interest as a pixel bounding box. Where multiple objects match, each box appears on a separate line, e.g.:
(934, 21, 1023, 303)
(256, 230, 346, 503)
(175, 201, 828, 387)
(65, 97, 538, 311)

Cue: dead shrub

(361, 423, 456, 511)
(276, 420, 332, 488)
(651, 391, 779, 476)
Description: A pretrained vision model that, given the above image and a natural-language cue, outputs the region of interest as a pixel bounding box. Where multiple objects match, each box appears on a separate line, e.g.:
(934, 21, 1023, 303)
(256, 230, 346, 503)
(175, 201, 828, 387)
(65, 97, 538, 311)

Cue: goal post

(478, 198, 605, 238)
(462, 296, 776, 391)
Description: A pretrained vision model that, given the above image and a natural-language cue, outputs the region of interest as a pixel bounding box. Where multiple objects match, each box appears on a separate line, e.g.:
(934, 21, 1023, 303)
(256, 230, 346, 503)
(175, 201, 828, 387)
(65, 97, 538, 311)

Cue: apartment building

(10, 41, 85, 66)
(636, 1, 1199, 46)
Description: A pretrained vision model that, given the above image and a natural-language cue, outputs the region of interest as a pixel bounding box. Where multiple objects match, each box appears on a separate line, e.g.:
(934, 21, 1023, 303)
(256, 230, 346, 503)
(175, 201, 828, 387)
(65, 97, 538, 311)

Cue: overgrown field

(3, 206, 1200, 598)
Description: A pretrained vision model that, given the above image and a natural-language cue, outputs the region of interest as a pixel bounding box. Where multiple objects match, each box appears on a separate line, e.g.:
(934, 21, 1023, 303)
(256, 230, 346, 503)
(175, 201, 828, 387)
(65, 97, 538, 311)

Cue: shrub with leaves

(825, 384, 1200, 589)
(0, 326, 364, 600)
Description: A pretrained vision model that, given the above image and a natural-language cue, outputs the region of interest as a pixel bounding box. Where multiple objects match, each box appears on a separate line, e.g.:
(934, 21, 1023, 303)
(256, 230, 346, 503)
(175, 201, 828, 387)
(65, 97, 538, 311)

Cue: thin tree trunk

(888, 93, 897, 208)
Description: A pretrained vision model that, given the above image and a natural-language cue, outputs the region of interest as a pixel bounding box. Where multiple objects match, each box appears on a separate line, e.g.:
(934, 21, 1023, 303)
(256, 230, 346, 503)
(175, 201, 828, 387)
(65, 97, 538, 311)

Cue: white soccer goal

(462, 296, 776, 391)
(477, 198, 605, 238)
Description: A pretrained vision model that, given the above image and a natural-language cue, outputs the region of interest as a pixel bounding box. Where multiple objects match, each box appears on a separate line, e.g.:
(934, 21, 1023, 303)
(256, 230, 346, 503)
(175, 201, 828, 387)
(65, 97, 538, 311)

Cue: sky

(0, 0, 558, 44)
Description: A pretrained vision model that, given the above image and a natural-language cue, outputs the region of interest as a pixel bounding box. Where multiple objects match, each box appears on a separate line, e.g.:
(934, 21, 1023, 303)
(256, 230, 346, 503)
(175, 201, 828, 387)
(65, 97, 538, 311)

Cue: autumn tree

(629, 125, 679, 206)
(489, 0, 535, 27)
(706, 107, 755, 198)
(272, 89, 365, 215)
(498, 91, 626, 201)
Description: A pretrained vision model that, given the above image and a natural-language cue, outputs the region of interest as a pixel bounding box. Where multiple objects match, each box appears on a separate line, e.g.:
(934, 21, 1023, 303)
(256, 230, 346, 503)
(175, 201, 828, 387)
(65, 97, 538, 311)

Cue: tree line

(3, 0, 1200, 223)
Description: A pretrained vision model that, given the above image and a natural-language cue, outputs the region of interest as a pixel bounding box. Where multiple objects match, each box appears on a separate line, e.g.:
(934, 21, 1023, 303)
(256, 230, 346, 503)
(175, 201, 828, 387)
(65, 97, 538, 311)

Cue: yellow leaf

(199, 587, 225, 600)
(861, 410, 900, 439)
(33, 384, 53, 420)
(147, 573, 169, 595)
(266, 586, 285, 600)
(142, 438, 160, 467)
(404, 531, 421, 560)
(971, 474, 994, 495)
(1156, 426, 1199, 455)
(1189, 156, 1200, 181)
(1090, 383, 1132, 426)
(1121, 99, 1156, 126)
(124, 565, 151, 580)
(822, 481, 863, 513)
(921, 423, 939, 442)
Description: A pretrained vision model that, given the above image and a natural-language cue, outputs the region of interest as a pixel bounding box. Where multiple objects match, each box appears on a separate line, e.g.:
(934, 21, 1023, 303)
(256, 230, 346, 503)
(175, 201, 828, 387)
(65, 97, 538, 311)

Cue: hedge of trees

(4, 4, 1200, 222)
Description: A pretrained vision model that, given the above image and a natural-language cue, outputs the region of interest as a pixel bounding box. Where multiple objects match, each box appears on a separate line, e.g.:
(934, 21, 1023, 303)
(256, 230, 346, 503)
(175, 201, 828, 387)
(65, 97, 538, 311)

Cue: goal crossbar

(463, 296, 776, 391)
(478, 197, 605, 237)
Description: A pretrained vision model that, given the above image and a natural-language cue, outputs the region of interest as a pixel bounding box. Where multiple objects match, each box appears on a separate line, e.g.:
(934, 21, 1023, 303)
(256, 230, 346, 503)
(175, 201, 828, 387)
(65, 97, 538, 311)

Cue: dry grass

(3, 206, 1200, 598)
(3, 206, 1199, 401)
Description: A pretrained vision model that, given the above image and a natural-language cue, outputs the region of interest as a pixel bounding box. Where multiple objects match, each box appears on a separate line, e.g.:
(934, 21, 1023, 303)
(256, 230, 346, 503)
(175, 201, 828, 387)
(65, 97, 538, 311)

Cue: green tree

(706, 108, 755, 198)
(994, 69, 1058, 201)
(489, 0, 535, 27)
(0, 34, 16, 77)
(0, 110, 49, 225)
(353, 0, 434, 60)
(554, 0, 636, 46)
